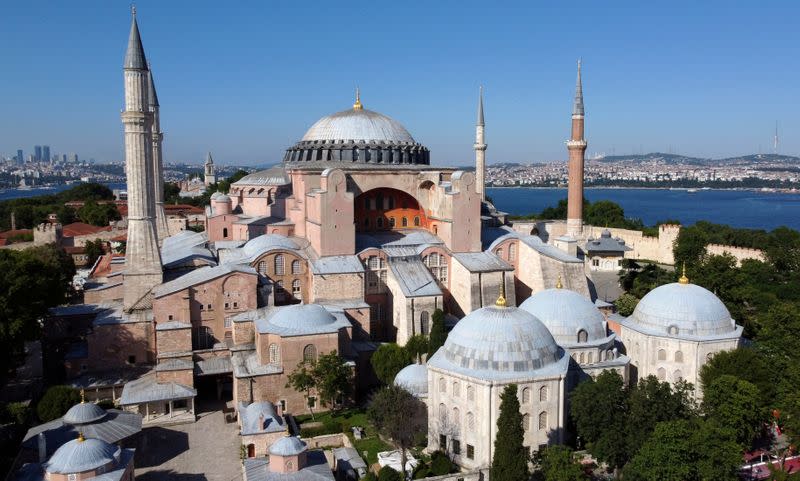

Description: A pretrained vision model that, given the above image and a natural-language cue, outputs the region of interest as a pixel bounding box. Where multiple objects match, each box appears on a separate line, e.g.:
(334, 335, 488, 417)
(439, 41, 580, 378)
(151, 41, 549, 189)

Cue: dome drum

(284, 139, 429, 166)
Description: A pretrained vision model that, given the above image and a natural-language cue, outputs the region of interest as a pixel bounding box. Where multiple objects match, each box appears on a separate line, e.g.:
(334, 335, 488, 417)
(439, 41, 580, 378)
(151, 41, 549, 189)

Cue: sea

(1, 184, 798, 232)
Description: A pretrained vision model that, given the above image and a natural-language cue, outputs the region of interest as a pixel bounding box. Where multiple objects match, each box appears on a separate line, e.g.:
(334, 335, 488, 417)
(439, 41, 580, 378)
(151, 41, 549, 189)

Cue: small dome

(394, 364, 428, 397)
(431, 305, 563, 379)
(269, 304, 335, 330)
(63, 402, 106, 425)
(233, 166, 290, 186)
(519, 289, 607, 345)
(215, 194, 231, 203)
(210, 191, 222, 200)
(630, 282, 735, 337)
(46, 437, 119, 474)
(302, 108, 415, 143)
(601, 229, 612, 238)
(269, 436, 307, 456)
(242, 234, 300, 258)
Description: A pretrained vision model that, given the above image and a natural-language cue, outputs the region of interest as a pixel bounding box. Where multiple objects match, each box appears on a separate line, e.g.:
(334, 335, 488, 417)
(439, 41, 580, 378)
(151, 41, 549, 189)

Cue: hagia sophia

(20, 9, 746, 480)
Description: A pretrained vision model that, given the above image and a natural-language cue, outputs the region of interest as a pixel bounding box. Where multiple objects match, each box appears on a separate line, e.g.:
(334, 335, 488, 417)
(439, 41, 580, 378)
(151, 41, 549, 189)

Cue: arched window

(521, 387, 530, 403)
(674, 350, 683, 363)
(657, 349, 666, 361)
(467, 385, 474, 402)
(438, 378, 446, 393)
(466, 412, 475, 431)
(495, 248, 503, 258)
(275, 254, 285, 275)
(414, 216, 420, 226)
(657, 367, 666, 380)
(401, 217, 408, 227)
(606, 348, 614, 360)
(420, 311, 430, 335)
(577, 330, 588, 343)
(579, 352, 585, 364)
(257, 261, 267, 275)
(222, 227, 228, 238)
(539, 386, 548, 402)
(522, 413, 530, 432)
(668, 325, 679, 335)
(376, 217, 384, 228)
(424, 253, 448, 284)
(538, 411, 548, 430)
(291, 260, 301, 274)
(706, 353, 714, 362)
(673, 370, 683, 382)
(389, 217, 396, 228)
(292, 279, 301, 296)
(269, 343, 280, 364)
(509, 243, 516, 261)
(303, 344, 316, 363)
(587, 351, 593, 364)
(452, 381, 460, 397)
(438, 403, 447, 424)
(452, 407, 460, 428)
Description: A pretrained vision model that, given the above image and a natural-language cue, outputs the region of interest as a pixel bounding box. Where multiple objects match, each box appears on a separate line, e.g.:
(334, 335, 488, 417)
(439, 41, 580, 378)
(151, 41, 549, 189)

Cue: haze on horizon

(1, 0, 797, 166)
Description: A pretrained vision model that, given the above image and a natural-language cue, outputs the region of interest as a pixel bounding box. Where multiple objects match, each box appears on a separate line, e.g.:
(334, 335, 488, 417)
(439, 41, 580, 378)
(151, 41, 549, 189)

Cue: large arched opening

(354, 188, 429, 233)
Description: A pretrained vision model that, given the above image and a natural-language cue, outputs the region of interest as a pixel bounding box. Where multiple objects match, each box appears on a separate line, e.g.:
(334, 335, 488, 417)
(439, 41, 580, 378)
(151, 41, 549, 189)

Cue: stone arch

(657, 367, 666, 380)
(657, 349, 666, 361)
(354, 187, 429, 233)
(303, 344, 316, 363)
(674, 350, 683, 363)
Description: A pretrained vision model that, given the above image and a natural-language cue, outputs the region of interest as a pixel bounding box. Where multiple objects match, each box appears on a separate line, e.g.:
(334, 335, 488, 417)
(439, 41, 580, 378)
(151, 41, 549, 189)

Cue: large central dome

(283, 95, 430, 168)
(301, 108, 415, 143)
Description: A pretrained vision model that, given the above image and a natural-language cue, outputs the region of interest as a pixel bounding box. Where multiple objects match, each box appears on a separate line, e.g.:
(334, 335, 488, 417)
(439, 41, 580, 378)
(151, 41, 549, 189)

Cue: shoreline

(487, 186, 800, 194)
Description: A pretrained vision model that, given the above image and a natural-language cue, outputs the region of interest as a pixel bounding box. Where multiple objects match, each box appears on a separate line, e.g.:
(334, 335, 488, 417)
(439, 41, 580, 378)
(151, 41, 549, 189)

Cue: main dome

(302, 108, 415, 143)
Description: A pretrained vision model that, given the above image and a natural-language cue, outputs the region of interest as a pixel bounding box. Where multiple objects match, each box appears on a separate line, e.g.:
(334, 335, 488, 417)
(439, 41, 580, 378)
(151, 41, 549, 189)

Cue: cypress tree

(491, 384, 530, 481)
(428, 309, 447, 356)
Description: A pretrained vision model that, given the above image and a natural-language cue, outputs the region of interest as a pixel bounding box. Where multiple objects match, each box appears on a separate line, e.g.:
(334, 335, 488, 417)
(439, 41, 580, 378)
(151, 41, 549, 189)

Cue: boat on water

(687, 188, 698, 193)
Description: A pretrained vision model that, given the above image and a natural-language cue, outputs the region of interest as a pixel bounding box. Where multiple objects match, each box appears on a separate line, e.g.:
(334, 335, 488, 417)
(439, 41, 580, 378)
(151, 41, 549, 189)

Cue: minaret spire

(474, 86, 487, 202)
(148, 67, 169, 242)
(124, 8, 147, 71)
(566, 59, 588, 237)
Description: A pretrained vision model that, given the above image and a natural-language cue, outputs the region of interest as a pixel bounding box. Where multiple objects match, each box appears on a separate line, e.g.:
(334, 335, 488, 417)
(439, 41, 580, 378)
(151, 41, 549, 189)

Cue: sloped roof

(153, 264, 257, 298)
(387, 257, 442, 298)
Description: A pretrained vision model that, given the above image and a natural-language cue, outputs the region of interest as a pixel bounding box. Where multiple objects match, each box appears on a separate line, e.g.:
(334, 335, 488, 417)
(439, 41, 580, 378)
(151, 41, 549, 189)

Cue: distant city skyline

(1, 1, 798, 166)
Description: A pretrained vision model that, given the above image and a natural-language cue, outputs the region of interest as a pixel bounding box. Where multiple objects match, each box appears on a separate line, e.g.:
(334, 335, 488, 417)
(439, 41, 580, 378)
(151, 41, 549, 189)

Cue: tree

(764, 226, 800, 273)
(377, 465, 403, 481)
(673, 225, 709, 266)
(626, 376, 695, 457)
(427, 309, 447, 357)
(285, 362, 317, 419)
(491, 384, 529, 481)
(700, 348, 774, 410)
(613, 293, 638, 316)
(535, 445, 586, 481)
(37, 386, 80, 422)
(83, 239, 105, 268)
(702, 375, 764, 448)
(367, 385, 427, 479)
(311, 351, 353, 411)
(55, 205, 76, 224)
(370, 343, 412, 385)
(404, 335, 429, 364)
(77, 200, 120, 226)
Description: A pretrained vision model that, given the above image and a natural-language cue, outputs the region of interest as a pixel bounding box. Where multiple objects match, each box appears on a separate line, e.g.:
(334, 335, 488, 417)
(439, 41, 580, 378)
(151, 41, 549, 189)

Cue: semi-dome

(629, 281, 735, 337)
(269, 304, 335, 330)
(46, 436, 119, 474)
(394, 364, 428, 398)
(269, 436, 308, 456)
(429, 304, 564, 380)
(519, 289, 607, 346)
(63, 402, 106, 425)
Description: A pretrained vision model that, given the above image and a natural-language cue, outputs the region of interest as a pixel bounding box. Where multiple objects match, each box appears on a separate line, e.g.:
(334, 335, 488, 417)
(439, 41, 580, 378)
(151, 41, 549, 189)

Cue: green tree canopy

(535, 445, 586, 481)
(77, 200, 121, 226)
(491, 384, 529, 481)
(367, 385, 427, 478)
(700, 348, 774, 410)
(427, 309, 447, 357)
(570, 370, 629, 469)
(702, 375, 764, 448)
(310, 351, 353, 410)
(404, 335, 429, 364)
(37, 386, 81, 422)
(370, 343, 412, 385)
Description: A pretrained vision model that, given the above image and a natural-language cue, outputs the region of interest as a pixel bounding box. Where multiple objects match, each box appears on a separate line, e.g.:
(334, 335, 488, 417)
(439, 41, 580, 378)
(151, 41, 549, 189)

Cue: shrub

(37, 386, 80, 422)
(377, 465, 403, 481)
(430, 450, 455, 475)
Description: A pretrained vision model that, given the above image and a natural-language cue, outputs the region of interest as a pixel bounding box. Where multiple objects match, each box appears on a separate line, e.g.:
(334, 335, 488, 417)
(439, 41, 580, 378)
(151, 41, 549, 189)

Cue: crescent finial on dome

(556, 275, 563, 289)
(496, 274, 507, 307)
(353, 87, 363, 111)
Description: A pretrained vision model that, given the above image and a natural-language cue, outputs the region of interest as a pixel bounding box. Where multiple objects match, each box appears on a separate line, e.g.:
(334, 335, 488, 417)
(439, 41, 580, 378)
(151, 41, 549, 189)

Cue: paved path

(135, 403, 241, 481)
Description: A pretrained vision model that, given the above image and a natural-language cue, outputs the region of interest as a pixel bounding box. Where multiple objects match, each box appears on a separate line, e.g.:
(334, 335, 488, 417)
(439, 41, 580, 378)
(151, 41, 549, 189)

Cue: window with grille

(539, 386, 548, 402)
(292, 279, 301, 295)
(292, 260, 301, 274)
(522, 413, 530, 432)
(439, 378, 446, 393)
(420, 311, 430, 335)
(303, 344, 317, 363)
(257, 260, 267, 275)
(365, 256, 387, 294)
(467, 385, 474, 401)
(224, 317, 232, 328)
(274, 255, 285, 275)
(466, 444, 474, 459)
(509, 243, 516, 261)
(538, 411, 548, 430)
(467, 412, 474, 431)
(452, 407, 460, 428)
(269, 343, 280, 364)
(522, 387, 530, 403)
(423, 253, 448, 284)
(401, 216, 408, 227)
(452, 381, 460, 397)
(452, 439, 461, 455)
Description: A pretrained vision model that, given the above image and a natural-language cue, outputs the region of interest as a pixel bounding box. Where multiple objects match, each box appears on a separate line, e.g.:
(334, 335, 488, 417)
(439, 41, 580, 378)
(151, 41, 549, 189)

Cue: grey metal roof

(63, 403, 106, 425)
(573, 59, 584, 117)
(161, 246, 217, 269)
(123, 13, 147, 70)
(302, 108, 415, 143)
(238, 401, 285, 436)
(93, 303, 153, 326)
(119, 372, 196, 405)
(195, 356, 232, 376)
(243, 451, 334, 481)
(252, 304, 351, 337)
(153, 264, 257, 298)
(519, 288, 612, 347)
(520, 235, 583, 263)
(310, 255, 364, 275)
(270, 436, 307, 456)
(155, 359, 194, 372)
(333, 447, 367, 472)
(477, 86, 485, 126)
(452, 252, 513, 273)
(147, 70, 159, 107)
(155, 321, 191, 331)
(233, 166, 291, 186)
(394, 364, 428, 398)
(357, 229, 444, 253)
(241, 234, 303, 260)
(584, 230, 632, 254)
(232, 351, 282, 378)
(162, 230, 208, 252)
(22, 410, 141, 457)
(388, 257, 442, 298)
(45, 437, 119, 474)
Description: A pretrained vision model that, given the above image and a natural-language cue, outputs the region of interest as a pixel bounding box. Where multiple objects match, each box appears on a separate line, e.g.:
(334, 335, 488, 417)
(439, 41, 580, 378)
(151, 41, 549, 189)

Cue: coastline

(487, 185, 799, 194)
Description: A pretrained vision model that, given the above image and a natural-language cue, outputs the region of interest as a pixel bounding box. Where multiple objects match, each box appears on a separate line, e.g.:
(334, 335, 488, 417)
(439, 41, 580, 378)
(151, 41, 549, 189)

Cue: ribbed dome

(630, 282, 735, 337)
(519, 289, 607, 346)
(269, 436, 307, 456)
(46, 437, 119, 474)
(394, 364, 428, 398)
(302, 108, 415, 143)
(270, 304, 335, 329)
(63, 402, 106, 425)
(233, 166, 290, 186)
(430, 305, 563, 379)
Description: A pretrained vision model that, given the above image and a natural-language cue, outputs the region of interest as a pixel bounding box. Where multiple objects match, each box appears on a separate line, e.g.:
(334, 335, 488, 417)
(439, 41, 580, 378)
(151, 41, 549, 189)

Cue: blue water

(487, 187, 800, 232)
(0, 183, 127, 202)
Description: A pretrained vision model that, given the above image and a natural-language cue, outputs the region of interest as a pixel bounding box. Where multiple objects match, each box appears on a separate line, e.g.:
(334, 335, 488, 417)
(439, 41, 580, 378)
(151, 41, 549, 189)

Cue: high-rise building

(42, 145, 51, 163)
(34, 145, 42, 162)
(69, 153, 78, 163)
(62, 154, 67, 163)
(16, 149, 23, 165)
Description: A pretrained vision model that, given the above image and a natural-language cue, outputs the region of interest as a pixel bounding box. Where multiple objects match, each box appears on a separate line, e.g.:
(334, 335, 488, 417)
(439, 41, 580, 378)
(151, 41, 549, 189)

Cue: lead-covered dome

(270, 304, 335, 330)
(284, 97, 430, 168)
(519, 289, 607, 346)
(629, 282, 735, 337)
(428, 304, 565, 381)
(63, 402, 106, 425)
(269, 436, 308, 456)
(394, 364, 428, 398)
(46, 437, 119, 474)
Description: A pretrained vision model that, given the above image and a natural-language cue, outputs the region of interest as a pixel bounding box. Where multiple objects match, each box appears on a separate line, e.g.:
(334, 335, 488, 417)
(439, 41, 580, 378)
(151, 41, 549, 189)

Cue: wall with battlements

(706, 244, 766, 265)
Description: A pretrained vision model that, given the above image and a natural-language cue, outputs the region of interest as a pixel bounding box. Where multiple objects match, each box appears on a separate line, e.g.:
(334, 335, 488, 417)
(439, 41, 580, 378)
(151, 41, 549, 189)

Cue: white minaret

(148, 68, 169, 242)
(122, 8, 162, 311)
(474, 86, 487, 201)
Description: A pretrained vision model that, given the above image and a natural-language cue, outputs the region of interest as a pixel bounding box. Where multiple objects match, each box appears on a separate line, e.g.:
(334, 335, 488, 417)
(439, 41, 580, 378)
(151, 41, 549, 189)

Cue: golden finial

(131, 3, 136, 16)
(678, 262, 689, 284)
(80, 389, 85, 403)
(77, 432, 85, 442)
(495, 275, 507, 307)
(556, 275, 563, 289)
(353, 87, 363, 111)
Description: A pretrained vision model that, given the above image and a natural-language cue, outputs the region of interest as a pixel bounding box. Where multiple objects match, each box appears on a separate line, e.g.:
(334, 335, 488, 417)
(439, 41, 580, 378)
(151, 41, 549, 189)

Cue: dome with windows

(519, 288, 608, 346)
(283, 95, 429, 167)
(628, 281, 737, 337)
(394, 363, 428, 398)
(428, 303, 567, 381)
(45, 436, 120, 474)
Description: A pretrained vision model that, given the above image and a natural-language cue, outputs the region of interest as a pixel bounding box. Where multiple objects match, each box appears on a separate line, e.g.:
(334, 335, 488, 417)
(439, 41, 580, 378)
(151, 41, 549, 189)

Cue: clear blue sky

(1, 1, 797, 166)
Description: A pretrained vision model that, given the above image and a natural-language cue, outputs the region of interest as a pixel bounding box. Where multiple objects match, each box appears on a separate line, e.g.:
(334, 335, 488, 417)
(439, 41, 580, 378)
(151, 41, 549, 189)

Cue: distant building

(16, 149, 23, 164)
(34, 145, 42, 162)
(204, 151, 216, 186)
(42, 145, 50, 163)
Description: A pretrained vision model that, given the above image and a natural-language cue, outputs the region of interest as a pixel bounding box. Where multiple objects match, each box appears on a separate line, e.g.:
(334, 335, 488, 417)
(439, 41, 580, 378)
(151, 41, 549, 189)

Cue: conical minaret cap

(205, 152, 213, 165)
(147, 69, 159, 107)
(477, 86, 485, 126)
(124, 8, 148, 70)
(573, 59, 584, 117)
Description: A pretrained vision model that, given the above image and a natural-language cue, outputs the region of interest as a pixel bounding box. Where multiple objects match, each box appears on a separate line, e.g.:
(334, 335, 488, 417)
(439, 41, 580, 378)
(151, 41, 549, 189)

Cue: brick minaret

(474, 86, 487, 201)
(566, 59, 587, 237)
(122, 8, 162, 311)
(148, 69, 169, 242)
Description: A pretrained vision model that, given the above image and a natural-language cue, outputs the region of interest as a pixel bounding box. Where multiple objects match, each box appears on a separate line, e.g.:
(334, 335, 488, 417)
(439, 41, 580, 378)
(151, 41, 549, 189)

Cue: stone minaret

(566, 59, 587, 237)
(148, 68, 169, 242)
(204, 152, 216, 186)
(122, 8, 163, 311)
(474, 86, 487, 201)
